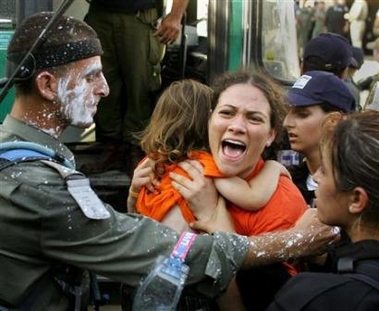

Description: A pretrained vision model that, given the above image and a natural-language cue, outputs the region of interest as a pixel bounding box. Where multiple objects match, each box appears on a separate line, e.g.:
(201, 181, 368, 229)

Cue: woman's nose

(227, 115, 246, 133)
(283, 114, 293, 128)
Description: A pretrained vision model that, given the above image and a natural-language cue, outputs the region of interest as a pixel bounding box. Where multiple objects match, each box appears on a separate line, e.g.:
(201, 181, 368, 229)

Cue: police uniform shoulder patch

(67, 178, 111, 220)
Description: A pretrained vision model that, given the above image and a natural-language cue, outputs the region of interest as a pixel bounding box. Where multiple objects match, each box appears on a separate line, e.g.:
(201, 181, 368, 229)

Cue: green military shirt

(0, 116, 249, 310)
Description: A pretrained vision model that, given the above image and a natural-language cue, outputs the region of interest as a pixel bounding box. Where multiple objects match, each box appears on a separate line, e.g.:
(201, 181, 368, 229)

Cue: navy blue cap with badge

(287, 71, 356, 112)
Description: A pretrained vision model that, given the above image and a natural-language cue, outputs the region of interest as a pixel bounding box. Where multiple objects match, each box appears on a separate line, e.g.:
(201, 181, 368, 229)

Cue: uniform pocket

(136, 8, 166, 65)
(148, 26, 166, 65)
(136, 9, 166, 91)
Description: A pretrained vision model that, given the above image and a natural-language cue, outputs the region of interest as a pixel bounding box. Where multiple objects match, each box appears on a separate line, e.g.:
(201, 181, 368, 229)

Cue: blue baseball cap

(287, 71, 356, 112)
(303, 33, 353, 71)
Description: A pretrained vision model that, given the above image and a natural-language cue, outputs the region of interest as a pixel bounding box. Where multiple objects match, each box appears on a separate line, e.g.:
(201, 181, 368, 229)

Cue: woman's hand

(170, 159, 218, 220)
(189, 196, 236, 233)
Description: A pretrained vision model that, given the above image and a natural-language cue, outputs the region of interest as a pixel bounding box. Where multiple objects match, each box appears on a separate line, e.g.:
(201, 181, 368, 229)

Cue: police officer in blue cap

(284, 70, 355, 206)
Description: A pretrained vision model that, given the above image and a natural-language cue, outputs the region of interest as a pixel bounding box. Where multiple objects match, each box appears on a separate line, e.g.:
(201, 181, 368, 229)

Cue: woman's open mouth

(221, 139, 246, 160)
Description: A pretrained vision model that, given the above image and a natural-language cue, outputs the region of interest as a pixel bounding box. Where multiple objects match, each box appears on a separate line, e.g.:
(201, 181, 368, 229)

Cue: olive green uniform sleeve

(0, 161, 249, 306)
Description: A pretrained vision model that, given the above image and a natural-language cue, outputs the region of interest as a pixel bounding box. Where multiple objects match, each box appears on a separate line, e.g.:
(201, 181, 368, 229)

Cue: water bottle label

(172, 232, 196, 261)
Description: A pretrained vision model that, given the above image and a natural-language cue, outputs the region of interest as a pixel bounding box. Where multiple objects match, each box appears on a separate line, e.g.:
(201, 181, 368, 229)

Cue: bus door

(164, 0, 300, 86)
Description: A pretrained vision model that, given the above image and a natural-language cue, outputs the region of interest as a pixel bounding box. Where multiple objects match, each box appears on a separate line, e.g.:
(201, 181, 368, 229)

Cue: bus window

(261, 0, 300, 82)
(212, 0, 300, 84)
(161, 0, 208, 85)
(196, 0, 208, 38)
(161, 0, 300, 85)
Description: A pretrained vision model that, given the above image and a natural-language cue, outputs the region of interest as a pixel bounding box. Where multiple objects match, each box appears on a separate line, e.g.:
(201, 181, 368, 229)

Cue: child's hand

(130, 158, 159, 194)
(127, 158, 159, 212)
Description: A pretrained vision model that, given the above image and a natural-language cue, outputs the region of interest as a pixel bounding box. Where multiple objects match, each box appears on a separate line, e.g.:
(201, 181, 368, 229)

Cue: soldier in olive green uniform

(0, 115, 251, 310)
(0, 11, 337, 311)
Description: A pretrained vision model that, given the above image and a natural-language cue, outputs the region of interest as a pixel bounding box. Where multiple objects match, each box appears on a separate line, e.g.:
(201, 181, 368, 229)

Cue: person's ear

(300, 61, 305, 75)
(266, 129, 276, 147)
(340, 67, 349, 79)
(327, 111, 343, 123)
(34, 71, 58, 101)
(348, 187, 369, 215)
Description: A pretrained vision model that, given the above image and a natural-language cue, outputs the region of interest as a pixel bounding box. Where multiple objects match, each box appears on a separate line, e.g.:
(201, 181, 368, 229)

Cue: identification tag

(67, 178, 111, 219)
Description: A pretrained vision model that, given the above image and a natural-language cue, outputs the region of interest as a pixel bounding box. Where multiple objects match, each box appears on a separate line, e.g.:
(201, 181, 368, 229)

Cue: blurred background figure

(373, 8, 379, 38)
(296, 1, 315, 56)
(357, 37, 379, 110)
(345, 0, 369, 48)
(311, 1, 326, 38)
(344, 46, 365, 109)
(325, 0, 349, 38)
(367, 37, 379, 61)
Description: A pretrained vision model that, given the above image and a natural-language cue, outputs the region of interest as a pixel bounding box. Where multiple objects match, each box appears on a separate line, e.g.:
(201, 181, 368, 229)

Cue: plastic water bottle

(132, 232, 196, 311)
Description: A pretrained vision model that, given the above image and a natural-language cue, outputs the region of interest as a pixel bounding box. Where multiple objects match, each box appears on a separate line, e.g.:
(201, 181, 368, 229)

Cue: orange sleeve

(136, 163, 196, 223)
(136, 151, 223, 223)
(188, 151, 224, 177)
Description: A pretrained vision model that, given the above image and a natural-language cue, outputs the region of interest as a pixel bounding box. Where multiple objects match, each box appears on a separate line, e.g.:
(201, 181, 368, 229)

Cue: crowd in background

(295, 0, 378, 56)
(294, 0, 379, 110)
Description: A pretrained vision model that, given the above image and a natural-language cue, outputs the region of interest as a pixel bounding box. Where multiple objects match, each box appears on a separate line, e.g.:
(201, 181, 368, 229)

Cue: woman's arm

(171, 160, 340, 267)
(154, 0, 189, 44)
(214, 160, 291, 211)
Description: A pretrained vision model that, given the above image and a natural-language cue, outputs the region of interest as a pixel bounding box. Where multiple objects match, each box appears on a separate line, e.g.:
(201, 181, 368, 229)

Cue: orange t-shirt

(227, 159, 308, 236)
(136, 152, 306, 275)
(136, 151, 222, 223)
(224, 159, 307, 276)
(137, 151, 306, 235)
